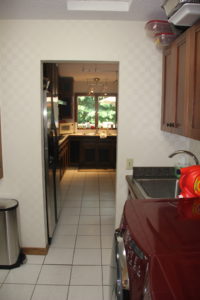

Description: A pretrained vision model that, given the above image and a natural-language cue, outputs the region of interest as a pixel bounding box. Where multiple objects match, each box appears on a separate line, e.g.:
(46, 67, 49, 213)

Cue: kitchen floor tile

(102, 249, 112, 266)
(44, 248, 73, 265)
(101, 225, 115, 236)
(76, 235, 101, 248)
(80, 207, 100, 216)
(68, 286, 103, 300)
(101, 236, 113, 248)
(5, 264, 41, 284)
(37, 265, 71, 285)
(73, 249, 101, 265)
(100, 207, 115, 216)
(102, 266, 111, 285)
(81, 201, 99, 208)
(26, 255, 45, 265)
(63, 200, 82, 208)
(100, 201, 115, 208)
(101, 216, 115, 225)
(51, 235, 76, 248)
(78, 224, 100, 235)
(31, 285, 68, 300)
(103, 285, 112, 300)
(82, 195, 99, 201)
(61, 207, 81, 216)
(55, 224, 78, 235)
(0, 284, 34, 300)
(58, 215, 79, 225)
(70, 266, 102, 285)
(0, 270, 9, 283)
(79, 215, 100, 225)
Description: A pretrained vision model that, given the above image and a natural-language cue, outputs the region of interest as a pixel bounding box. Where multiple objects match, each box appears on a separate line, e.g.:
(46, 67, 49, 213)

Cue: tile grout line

(67, 170, 86, 300)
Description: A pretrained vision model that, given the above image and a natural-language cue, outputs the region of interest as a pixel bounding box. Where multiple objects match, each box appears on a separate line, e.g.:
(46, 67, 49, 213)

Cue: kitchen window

(76, 94, 117, 129)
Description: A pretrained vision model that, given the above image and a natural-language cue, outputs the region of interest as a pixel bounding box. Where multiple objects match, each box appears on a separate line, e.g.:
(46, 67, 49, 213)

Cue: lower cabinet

(68, 135, 116, 169)
(59, 138, 69, 179)
(80, 139, 97, 168)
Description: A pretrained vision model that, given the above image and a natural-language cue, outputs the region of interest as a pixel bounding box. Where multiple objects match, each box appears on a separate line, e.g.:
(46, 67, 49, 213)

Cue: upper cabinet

(58, 77, 74, 119)
(43, 63, 58, 96)
(161, 21, 200, 140)
(186, 22, 200, 140)
(0, 117, 3, 179)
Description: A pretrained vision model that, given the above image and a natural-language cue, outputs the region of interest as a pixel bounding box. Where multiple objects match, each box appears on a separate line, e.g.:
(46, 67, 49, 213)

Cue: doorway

(42, 60, 118, 241)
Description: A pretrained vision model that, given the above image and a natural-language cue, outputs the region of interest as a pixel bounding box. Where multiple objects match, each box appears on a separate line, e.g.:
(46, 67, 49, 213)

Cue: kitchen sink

(134, 178, 179, 199)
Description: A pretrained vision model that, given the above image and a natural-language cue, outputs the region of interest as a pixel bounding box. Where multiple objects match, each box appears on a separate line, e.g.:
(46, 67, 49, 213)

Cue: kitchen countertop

(58, 132, 117, 145)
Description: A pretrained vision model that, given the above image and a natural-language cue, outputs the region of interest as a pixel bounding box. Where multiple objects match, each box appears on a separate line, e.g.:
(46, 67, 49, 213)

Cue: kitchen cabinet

(161, 32, 186, 135)
(43, 63, 58, 96)
(161, 21, 200, 140)
(0, 117, 3, 179)
(58, 77, 74, 119)
(186, 22, 200, 140)
(79, 136, 116, 169)
(79, 137, 97, 168)
(69, 136, 80, 166)
(59, 138, 69, 179)
(67, 135, 117, 168)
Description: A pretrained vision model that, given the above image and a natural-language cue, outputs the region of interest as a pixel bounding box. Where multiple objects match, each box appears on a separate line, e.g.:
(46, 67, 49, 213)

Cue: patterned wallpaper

(0, 20, 197, 246)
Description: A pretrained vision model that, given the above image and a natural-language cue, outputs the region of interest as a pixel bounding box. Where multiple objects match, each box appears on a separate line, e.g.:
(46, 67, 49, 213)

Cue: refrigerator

(43, 90, 60, 241)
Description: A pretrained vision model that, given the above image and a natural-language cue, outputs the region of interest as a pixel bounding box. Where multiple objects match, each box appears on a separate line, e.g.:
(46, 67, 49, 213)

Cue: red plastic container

(145, 19, 173, 37)
(154, 32, 176, 47)
(179, 165, 200, 198)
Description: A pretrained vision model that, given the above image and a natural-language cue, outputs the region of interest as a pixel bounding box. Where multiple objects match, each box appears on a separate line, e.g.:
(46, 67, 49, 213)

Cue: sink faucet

(168, 150, 199, 165)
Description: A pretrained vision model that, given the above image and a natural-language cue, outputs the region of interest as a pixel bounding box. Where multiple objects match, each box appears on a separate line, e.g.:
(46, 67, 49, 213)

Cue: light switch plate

(126, 158, 133, 170)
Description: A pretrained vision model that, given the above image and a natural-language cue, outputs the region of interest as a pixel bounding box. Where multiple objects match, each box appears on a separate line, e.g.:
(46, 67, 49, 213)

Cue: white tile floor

(0, 169, 115, 300)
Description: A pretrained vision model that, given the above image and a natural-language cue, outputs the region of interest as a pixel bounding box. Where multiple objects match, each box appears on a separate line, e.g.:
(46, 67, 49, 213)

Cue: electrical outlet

(126, 158, 133, 170)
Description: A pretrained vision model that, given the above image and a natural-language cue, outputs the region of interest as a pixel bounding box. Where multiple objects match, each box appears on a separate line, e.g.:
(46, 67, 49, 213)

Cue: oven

(110, 230, 130, 300)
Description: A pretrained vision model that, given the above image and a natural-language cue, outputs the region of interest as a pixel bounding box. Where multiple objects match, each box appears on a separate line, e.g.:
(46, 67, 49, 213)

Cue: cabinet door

(80, 141, 97, 168)
(0, 117, 3, 179)
(161, 33, 186, 135)
(97, 142, 112, 168)
(173, 33, 186, 135)
(69, 139, 80, 166)
(43, 63, 58, 96)
(186, 23, 200, 140)
(161, 47, 176, 132)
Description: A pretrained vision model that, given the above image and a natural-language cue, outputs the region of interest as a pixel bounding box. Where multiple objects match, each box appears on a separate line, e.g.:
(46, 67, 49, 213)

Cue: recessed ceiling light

(66, 0, 133, 12)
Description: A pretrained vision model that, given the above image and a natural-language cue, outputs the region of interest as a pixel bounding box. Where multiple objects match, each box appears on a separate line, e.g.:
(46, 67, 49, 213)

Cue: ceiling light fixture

(66, 0, 132, 12)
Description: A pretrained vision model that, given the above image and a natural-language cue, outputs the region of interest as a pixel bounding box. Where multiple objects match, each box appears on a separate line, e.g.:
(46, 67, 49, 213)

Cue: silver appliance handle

(114, 231, 129, 300)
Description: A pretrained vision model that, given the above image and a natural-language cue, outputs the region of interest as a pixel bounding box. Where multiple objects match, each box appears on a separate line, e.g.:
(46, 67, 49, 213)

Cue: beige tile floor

(0, 169, 116, 300)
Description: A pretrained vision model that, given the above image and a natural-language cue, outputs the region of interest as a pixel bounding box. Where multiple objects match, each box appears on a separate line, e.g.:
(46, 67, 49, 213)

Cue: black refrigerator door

(44, 92, 60, 240)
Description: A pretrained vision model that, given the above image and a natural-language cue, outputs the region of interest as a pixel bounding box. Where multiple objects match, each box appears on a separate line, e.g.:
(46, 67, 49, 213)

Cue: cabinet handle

(167, 122, 175, 127)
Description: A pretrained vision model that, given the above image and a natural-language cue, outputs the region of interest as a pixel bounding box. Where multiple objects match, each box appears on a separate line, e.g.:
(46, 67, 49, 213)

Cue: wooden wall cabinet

(186, 22, 200, 140)
(161, 32, 186, 136)
(0, 118, 3, 179)
(161, 21, 200, 140)
(58, 77, 74, 119)
(43, 63, 58, 96)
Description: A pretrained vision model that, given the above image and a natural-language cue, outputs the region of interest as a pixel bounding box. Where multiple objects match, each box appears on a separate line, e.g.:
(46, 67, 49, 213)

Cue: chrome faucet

(168, 150, 199, 165)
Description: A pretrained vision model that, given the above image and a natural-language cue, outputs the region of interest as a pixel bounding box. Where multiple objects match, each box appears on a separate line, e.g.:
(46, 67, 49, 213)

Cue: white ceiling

(58, 62, 119, 82)
(0, 0, 167, 21)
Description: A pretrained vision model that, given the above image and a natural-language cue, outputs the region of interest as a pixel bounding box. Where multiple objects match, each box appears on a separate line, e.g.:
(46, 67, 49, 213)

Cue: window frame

(75, 93, 117, 130)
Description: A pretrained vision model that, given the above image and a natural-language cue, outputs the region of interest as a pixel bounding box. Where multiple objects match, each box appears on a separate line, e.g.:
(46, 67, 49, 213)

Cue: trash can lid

(0, 199, 18, 211)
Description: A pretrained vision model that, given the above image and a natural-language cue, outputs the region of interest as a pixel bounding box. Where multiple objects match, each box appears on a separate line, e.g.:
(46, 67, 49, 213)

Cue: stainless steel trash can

(0, 199, 24, 269)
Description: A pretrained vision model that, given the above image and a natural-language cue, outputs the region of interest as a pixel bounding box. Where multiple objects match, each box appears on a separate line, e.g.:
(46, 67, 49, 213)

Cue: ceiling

(0, 0, 167, 21)
(58, 62, 119, 82)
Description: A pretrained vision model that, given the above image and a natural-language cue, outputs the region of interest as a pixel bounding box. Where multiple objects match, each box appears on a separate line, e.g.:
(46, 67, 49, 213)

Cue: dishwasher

(110, 230, 130, 300)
